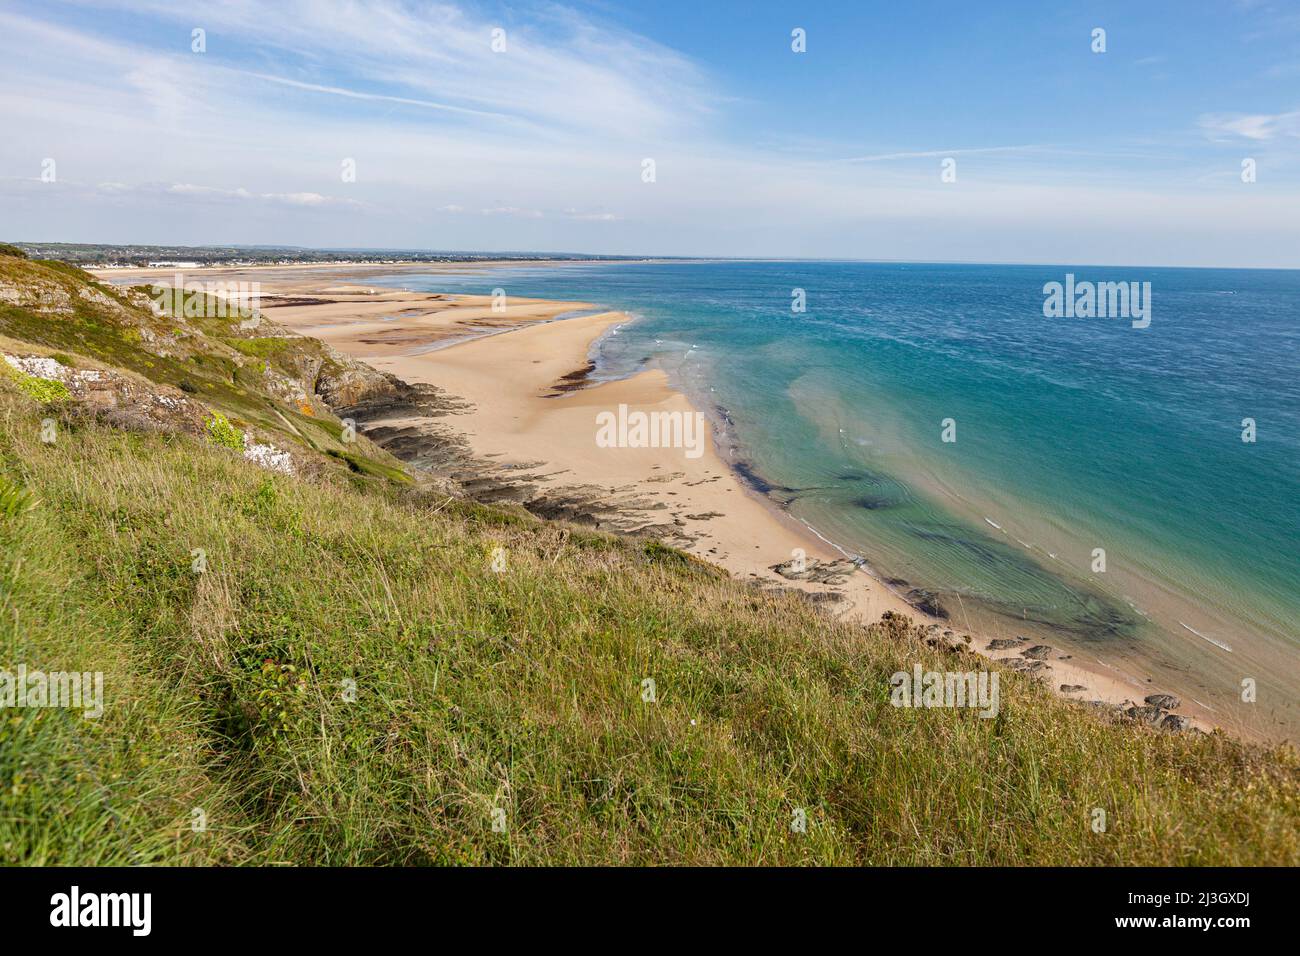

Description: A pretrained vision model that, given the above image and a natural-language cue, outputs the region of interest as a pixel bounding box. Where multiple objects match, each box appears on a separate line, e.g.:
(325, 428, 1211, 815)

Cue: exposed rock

(1125, 704, 1166, 725)
(770, 556, 856, 585)
(4, 354, 70, 381)
(1082, 699, 1122, 712)
(924, 630, 970, 653)
(1001, 657, 1050, 674)
(800, 590, 848, 606)
(5, 352, 206, 435)
(988, 637, 1026, 650)
(314, 357, 403, 409)
(77, 284, 123, 310)
(1144, 693, 1182, 710)
(0, 278, 73, 313)
(242, 435, 295, 476)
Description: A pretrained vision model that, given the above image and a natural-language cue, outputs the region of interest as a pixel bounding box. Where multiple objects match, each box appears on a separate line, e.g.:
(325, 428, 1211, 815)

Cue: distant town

(10, 242, 654, 269)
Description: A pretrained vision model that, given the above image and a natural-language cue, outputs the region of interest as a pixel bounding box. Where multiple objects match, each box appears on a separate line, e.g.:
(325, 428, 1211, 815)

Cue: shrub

(1, 364, 71, 403)
(204, 411, 243, 450)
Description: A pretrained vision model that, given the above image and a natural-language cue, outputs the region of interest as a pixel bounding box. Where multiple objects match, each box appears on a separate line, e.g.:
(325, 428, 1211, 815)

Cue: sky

(2, 0, 1299, 266)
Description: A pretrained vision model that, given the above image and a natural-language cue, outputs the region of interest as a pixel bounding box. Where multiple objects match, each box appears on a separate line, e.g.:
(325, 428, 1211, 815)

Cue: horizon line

(12, 240, 1300, 273)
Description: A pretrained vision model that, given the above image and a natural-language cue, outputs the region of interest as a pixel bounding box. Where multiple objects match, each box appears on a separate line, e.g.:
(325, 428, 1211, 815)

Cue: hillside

(0, 248, 1296, 865)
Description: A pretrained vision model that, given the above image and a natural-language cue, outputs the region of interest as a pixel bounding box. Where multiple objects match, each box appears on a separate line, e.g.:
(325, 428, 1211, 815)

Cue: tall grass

(1, 386, 1296, 865)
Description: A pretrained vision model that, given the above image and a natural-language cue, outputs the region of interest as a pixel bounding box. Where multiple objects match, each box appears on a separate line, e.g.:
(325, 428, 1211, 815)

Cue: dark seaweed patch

(904, 588, 949, 619)
(731, 459, 801, 497)
(853, 494, 897, 510)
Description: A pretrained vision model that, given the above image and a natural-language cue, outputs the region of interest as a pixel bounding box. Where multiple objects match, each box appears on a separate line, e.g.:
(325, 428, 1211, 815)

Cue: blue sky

(2, 0, 1298, 265)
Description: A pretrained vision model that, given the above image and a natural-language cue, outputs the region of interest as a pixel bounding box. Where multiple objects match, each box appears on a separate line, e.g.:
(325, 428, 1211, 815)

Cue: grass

(1, 249, 1296, 866)
(1, 382, 1296, 866)
(0, 475, 34, 518)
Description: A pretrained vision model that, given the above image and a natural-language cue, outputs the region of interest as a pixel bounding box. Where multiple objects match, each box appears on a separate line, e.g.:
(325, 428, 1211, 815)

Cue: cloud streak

(1, 1, 1297, 266)
(1199, 109, 1300, 142)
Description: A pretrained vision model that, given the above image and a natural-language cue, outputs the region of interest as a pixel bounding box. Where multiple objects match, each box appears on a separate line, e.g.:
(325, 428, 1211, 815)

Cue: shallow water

(372, 260, 1300, 740)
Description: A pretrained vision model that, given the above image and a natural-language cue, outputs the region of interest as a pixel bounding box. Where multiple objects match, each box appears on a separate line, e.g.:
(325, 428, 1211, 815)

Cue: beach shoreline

(93, 262, 1228, 737)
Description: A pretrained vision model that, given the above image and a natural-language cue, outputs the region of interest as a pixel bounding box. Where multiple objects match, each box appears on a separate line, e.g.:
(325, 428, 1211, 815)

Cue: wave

(1179, 621, 1233, 653)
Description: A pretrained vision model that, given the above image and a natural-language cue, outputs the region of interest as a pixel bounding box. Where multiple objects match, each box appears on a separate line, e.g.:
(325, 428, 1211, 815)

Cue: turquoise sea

(373, 261, 1300, 739)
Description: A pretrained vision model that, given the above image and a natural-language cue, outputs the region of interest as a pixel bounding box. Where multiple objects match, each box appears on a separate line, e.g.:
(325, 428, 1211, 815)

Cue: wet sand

(95, 263, 1226, 736)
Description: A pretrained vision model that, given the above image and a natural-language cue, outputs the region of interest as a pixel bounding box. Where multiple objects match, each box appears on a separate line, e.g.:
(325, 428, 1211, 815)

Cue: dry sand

(96, 263, 1216, 733)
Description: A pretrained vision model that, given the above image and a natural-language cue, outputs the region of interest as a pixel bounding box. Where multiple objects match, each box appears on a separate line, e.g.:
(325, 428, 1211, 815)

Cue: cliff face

(0, 253, 668, 524)
(0, 251, 417, 487)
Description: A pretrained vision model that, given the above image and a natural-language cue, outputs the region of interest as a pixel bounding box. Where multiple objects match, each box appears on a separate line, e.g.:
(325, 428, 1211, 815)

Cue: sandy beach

(94, 263, 1218, 733)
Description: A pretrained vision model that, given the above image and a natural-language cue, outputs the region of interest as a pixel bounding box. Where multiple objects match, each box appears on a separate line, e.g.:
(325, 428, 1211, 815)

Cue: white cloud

(52, 0, 715, 141)
(0, 2, 1297, 265)
(1198, 109, 1300, 141)
(106, 182, 364, 207)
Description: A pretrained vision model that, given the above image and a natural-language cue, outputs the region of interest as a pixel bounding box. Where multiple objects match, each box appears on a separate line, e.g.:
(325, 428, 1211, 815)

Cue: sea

(368, 260, 1300, 741)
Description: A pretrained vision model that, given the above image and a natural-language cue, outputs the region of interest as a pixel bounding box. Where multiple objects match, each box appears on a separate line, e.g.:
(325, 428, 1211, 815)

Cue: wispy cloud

(833, 145, 1045, 164)
(1198, 109, 1300, 142)
(237, 72, 519, 124)
(1, 1, 1298, 265)
(53, 0, 716, 140)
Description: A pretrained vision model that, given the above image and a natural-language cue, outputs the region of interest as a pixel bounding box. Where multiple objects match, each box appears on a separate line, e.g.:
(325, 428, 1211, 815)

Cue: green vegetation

(0, 253, 405, 492)
(0, 382, 1296, 865)
(326, 447, 413, 484)
(0, 362, 71, 403)
(0, 256, 1296, 866)
(0, 475, 34, 519)
(205, 411, 243, 450)
(226, 337, 296, 359)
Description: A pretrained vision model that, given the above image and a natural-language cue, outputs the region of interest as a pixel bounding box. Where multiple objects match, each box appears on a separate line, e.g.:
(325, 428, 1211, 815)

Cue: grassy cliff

(1, 251, 1296, 865)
